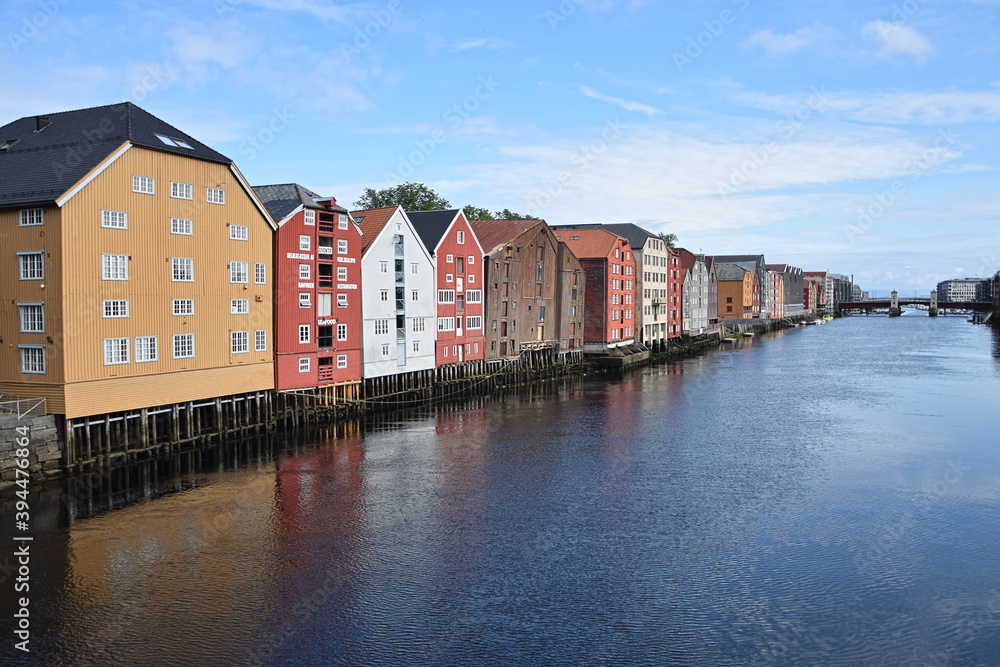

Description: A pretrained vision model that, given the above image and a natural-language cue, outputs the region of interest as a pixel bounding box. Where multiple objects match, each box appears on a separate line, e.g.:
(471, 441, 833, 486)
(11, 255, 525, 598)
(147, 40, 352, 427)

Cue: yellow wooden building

(0, 103, 276, 420)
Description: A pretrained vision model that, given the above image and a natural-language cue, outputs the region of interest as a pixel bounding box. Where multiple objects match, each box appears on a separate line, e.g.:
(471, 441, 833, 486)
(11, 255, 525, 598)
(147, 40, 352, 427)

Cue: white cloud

(579, 86, 662, 115)
(453, 37, 517, 51)
(743, 28, 818, 56)
(862, 20, 932, 60)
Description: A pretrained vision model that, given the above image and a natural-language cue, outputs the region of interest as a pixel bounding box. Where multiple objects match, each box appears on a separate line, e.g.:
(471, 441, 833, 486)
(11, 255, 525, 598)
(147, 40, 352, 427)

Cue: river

(3, 314, 1000, 666)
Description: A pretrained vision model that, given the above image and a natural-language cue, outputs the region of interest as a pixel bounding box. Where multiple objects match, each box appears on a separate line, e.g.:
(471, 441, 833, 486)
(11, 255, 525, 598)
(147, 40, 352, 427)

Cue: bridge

(839, 290, 991, 316)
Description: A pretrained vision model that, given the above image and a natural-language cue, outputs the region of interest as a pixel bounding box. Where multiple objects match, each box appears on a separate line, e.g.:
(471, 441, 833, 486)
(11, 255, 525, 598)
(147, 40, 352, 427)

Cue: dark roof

(0, 102, 231, 208)
(406, 209, 460, 252)
(598, 223, 658, 253)
(716, 263, 749, 281)
(712, 254, 765, 269)
(253, 183, 326, 222)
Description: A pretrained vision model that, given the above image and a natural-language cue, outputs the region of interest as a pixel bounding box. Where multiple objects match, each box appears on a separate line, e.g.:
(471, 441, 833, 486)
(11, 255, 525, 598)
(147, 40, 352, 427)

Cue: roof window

(155, 133, 194, 150)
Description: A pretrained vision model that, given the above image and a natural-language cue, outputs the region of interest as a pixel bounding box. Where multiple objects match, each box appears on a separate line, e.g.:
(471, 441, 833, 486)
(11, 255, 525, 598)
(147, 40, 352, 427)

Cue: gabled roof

(0, 102, 230, 208)
(598, 223, 659, 253)
(350, 206, 401, 253)
(252, 183, 324, 222)
(469, 219, 545, 255)
(406, 209, 461, 252)
(552, 227, 627, 260)
(716, 263, 749, 282)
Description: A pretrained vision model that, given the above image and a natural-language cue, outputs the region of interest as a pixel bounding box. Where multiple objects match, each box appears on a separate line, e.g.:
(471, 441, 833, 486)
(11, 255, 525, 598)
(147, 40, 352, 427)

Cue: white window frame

(411, 263, 418, 274)
(254, 262, 267, 284)
(101, 209, 128, 229)
(446, 254, 454, 263)
(171, 217, 193, 235)
(172, 257, 194, 282)
(412, 318, 426, 333)
(254, 330, 267, 352)
(103, 337, 130, 365)
(18, 252, 44, 280)
(230, 261, 248, 283)
(337, 239, 348, 255)
(19, 345, 45, 374)
(446, 274, 454, 283)
(299, 324, 310, 344)
(380, 261, 388, 274)
(132, 175, 155, 195)
(381, 344, 390, 357)
(466, 315, 483, 329)
(338, 214, 349, 230)
(412, 341, 420, 353)
(437, 317, 455, 332)
(103, 299, 130, 318)
(411, 290, 419, 301)
(337, 354, 348, 368)
(304, 210, 315, 226)
(172, 299, 195, 316)
(231, 298, 249, 314)
(337, 266, 348, 281)
(229, 224, 249, 241)
(17, 303, 44, 333)
(299, 293, 311, 308)
(337, 323, 347, 341)
(299, 235, 311, 251)
(299, 264, 311, 280)
(317, 293, 332, 317)
(438, 290, 455, 304)
(467, 290, 482, 303)
(19, 208, 44, 226)
(135, 336, 158, 363)
(206, 187, 226, 204)
(232, 330, 249, 354)
(380, 290, 389, 302)
(298, 357, 310, 372)
(375, 320, 389, 336)
(171, 181, 193, 200)
(337, 293, 347, 308)
(101, 253, 128, 281)
(457, 230, 465, 244)
(173, 333, 195, 359)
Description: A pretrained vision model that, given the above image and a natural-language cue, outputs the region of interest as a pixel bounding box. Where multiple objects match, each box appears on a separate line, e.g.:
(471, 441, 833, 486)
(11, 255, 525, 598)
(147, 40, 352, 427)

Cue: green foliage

(462, 205, 494, 220)
(493, 208, 534, 220)
(658, 232, 677, 248)
(354, 182, 451, 211)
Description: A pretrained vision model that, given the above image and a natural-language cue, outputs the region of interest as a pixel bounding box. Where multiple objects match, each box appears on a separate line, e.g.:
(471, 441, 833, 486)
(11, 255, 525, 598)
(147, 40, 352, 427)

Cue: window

(338, 214, 349, 230)
(299, 357, 310, 372)
(457, 230, 465, 244)
(18, 304, 44, 332)
(135, 336, 157, 362)
(466, 316, 482, 329)
(337, 323, 347, 341)
(230, 224, 248, 241)
(296, 234, 310, 251)
(438, 317, 455, 332)
(438, 290, 455, 304)
(103, 299, 129, 318)
(412, 318, 426, 333)
(19, 346, 45, 374)
(337, 239, 348, 255)
(317, 293, 332, 317)
(411, 290, 419, 301)
(231, 298, 249, 314)
(172, 257, 194, 282)
(171, 181, 193, 199)
(375, 320, 389, 335)
(232, 331, 248, 354)
(446, 274, 454, 283)
(230, 261, 248, 283)
(255, 330, 267, 351)
(206, 187, 225, 204)
(299, 264, 311, 280)
(304, 210, 315, 226)
(467, 290, 482, 303)
(19, 208, 43, 226)
(173, 299, 194, 316)
(337, 266, 348, 281)
(337, 354, 348, 368)
(380, 261, 388, 274)
(155, 134, 194, 149)
(446, 254, 454, 263)
(101, 209, 128, 229)
(255, 262, 267, 284)
(299, 293, 311, 308)
(299, 324, 310, 343)
(171, 217, 193, 235)
(411, 263, 418, 274)
(380, 289, 389, 302)
(173, 333, 195, 359)
(412, 341, 420, 353)
(132, 176, 155, 194)
(17, 252, 43, 280)
(381, 344, 390, 357)
(538, 306, 546, 322)
(101, 254, 128, 281)
(103, 337, 130, 365)
(337, 293, 347, 308)
(443, 346, 448, 358)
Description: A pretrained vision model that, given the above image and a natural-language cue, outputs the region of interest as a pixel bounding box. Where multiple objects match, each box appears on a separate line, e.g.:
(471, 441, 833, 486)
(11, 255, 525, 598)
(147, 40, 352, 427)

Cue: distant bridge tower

(890, 290, 901, 317)
(929, 290, 938, 317)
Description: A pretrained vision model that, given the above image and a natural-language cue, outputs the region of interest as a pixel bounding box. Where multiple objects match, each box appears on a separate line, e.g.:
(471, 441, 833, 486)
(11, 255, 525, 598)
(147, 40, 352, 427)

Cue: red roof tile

(469, 219, 545, 255)
(350, 206, 400, 253)
(551, 227, 626, 259)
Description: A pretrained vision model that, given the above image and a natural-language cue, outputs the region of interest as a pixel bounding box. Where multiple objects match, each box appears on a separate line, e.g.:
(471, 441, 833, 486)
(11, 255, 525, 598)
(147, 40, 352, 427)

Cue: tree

(658, 232, 677, 248)
(354, 182, 451, 211)
(494, 208, 534, 220)
(462, 205, 494, 220)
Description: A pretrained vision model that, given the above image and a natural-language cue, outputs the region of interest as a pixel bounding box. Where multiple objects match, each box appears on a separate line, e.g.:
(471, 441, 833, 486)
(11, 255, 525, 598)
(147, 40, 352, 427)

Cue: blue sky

(3, 0, 999, 294)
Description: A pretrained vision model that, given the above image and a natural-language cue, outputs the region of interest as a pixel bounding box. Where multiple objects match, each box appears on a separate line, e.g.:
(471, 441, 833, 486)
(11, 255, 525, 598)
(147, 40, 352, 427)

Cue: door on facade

(537, 325, 544, 341)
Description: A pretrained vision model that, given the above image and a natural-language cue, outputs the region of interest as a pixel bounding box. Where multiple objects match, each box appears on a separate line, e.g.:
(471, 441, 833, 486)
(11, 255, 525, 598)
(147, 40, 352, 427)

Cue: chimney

(34, 116, 51, 132)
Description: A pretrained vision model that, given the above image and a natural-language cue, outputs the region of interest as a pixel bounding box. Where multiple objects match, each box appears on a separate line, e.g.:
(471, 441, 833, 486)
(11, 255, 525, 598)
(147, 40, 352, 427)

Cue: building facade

(712, 255, 768, 319)
(678, 249, 710, 334)
(0, 103, 275, 418)
(254, 184, 363, 392)
(716, 264, 753, 319)
(766, 264, 804, 317)
(351, 206, 437, 378)
(407, 210, 486, 365)
(767, 268, 785, 319)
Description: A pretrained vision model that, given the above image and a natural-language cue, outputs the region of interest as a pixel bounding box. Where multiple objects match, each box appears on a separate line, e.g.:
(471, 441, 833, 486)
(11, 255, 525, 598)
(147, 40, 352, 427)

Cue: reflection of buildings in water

(993, 325, 1000, 361)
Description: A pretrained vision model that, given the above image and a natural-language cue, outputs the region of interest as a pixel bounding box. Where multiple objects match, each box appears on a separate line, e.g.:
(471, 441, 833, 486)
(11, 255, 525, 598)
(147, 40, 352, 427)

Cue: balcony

(318, 365, 335, 382)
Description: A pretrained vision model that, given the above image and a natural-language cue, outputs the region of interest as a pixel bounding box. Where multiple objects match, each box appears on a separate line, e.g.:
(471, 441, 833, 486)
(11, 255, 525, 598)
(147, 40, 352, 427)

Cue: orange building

(715, 263, 754, 319)
(0, 103, 275, 421)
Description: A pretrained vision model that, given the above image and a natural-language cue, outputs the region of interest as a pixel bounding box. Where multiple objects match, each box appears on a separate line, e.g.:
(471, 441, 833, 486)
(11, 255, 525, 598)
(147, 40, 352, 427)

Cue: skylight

(155, 133, 195, 150)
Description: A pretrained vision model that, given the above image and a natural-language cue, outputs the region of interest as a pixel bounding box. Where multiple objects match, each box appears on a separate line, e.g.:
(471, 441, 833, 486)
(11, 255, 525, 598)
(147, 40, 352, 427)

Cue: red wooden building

(408, 210, 486, 365)
(254, 184, 364, 395)
(667, 247, 683, 338)
(552, 228, 636, 353)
